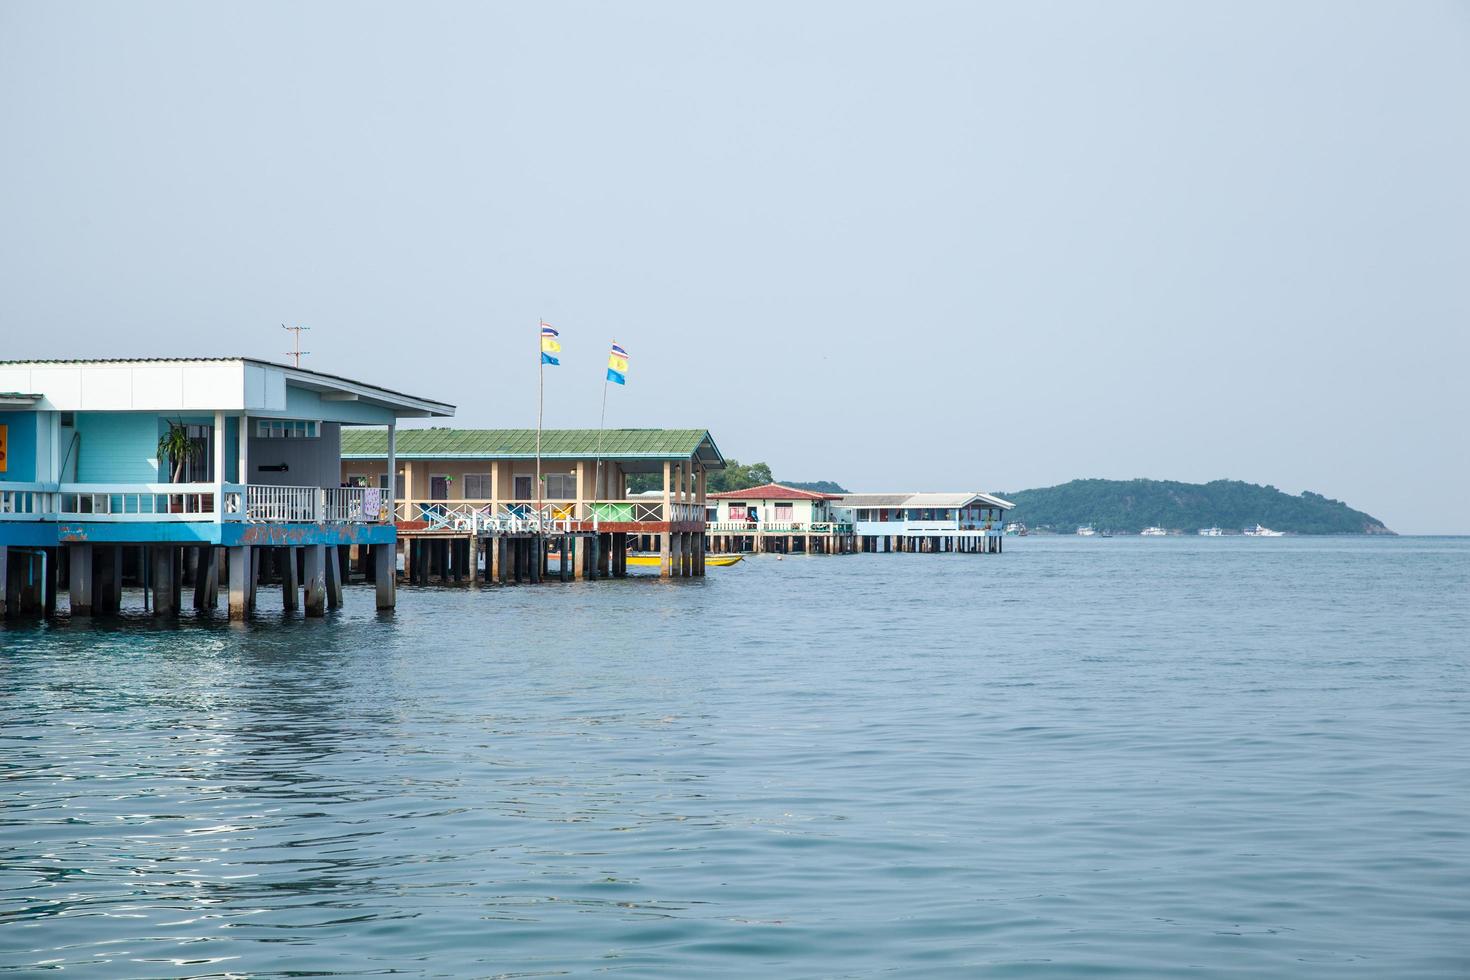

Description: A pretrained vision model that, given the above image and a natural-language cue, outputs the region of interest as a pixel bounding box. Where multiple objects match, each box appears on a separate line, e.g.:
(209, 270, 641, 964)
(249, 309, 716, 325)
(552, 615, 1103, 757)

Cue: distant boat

(1004, 522, 1028, 536)
(1198, 526, 1224, 536)
(1140, 526, 1167, 536)
(1242, 524, 1285, 537)
(1076, 525, 1097, 536)
(1099, 528, 1113, 538)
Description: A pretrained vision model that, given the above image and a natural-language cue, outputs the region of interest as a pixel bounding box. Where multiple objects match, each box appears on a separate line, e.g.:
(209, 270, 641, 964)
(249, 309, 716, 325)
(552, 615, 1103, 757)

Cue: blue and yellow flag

(540, 323, 560, 365)
(606, 343, 628, 385)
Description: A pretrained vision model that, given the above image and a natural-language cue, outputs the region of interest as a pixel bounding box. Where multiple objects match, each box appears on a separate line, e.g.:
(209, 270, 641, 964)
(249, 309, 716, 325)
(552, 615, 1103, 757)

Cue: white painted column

(386, 421, 397, 516)
(238, 413, 249, 485)
(213, 410, 226, 522)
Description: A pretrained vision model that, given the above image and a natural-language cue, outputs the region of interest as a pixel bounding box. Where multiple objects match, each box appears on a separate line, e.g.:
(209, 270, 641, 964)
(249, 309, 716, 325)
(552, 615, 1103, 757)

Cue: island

(999, 479, 1392, 535)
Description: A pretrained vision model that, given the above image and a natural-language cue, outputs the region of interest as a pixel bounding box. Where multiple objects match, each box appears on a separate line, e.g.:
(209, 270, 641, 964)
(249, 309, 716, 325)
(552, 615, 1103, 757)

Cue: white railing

(0, 481, 391, 524)
(708, 520, 853, 534)
(52, 483, 243, 522)
(323, 486, 391, 523)
(0, 483, 49, 521)
(852, 521, 1003, 536)
(246, 485, 320, 522)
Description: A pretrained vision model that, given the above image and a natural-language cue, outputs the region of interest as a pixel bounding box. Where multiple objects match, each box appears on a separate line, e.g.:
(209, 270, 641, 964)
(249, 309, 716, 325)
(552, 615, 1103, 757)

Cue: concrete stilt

(282, 546, 300, 611)
(303, 545, 326, 616)
(325, 546, 343, 609)
(228, 546, 251, 620)
(191, 545, 215, 611)
(69, 544, 93, 616)
(375, 543, 396, 609)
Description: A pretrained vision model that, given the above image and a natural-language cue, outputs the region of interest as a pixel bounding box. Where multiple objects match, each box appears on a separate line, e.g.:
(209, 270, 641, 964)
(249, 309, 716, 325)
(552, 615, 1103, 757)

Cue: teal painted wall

(0, 411, 38, 481)
(74, 412, 161, 483)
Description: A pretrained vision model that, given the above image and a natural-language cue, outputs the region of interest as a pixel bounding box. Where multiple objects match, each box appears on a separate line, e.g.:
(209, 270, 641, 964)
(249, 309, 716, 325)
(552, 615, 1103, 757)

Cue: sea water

(2, 537, 1467, 977)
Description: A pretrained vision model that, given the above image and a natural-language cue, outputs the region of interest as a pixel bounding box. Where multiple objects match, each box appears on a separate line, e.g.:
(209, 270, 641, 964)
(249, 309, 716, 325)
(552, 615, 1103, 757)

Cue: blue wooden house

(0, 358, 452, 618)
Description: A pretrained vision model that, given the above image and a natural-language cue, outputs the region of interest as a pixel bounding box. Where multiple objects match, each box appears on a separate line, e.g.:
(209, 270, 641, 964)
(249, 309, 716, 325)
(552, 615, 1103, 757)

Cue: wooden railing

(391, 498, 710, 531)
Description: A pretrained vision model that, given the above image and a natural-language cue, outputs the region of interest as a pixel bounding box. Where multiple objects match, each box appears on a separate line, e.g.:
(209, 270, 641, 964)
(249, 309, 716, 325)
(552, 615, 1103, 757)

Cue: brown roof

(709, 482, 840, 501)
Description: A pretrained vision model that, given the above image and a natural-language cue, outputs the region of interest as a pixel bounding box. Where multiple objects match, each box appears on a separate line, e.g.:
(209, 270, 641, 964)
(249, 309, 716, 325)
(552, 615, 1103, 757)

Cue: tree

(156, 421, 199, 483)
(626, 458, 774, 494)
(708, 460, 773, 493)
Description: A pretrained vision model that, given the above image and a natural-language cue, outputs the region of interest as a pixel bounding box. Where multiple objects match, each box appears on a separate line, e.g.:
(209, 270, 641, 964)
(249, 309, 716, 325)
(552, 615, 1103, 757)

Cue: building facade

(339, 427, 723, 579)
(705, 483, 854, 554)
(831, 492, 1013, 553)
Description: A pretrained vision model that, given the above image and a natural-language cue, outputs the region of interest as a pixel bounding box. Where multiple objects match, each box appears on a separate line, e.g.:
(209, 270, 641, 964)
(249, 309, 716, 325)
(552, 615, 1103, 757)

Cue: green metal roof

(341, 427, 724, 468)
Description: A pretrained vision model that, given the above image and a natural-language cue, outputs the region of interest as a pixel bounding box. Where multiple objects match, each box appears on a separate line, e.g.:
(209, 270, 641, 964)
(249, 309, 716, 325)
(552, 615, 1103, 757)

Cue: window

(464, 473, 492, 498)
(544, 473, 576, 498)
(256, 420, 319, 439)
(774, 502, 794, 520)
(378, 473, 406, 497)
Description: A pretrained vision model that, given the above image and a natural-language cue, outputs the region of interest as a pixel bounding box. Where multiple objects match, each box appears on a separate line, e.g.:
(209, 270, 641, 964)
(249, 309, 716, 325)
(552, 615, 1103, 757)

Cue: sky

(1, 2, 1466, 533)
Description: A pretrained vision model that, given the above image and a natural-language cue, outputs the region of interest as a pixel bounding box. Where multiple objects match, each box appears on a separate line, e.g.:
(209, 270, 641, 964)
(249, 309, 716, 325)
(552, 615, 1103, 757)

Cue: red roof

(708, 482, 840, 500)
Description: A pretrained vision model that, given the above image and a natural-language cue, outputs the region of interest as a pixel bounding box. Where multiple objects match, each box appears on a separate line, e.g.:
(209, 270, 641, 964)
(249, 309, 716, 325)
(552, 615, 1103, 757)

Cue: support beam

(375, 543, 396, 609)
(282, 546, 300, 611)
(228, 546, 251, 620)
(303, 545, 326, 616)
(325, 545, 343, 609)
(68, 544, 93, 616)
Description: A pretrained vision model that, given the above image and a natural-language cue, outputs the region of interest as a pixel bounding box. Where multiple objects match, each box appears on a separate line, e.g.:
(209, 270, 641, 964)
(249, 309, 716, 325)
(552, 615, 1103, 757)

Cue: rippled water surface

(2, 537, 1468, 977)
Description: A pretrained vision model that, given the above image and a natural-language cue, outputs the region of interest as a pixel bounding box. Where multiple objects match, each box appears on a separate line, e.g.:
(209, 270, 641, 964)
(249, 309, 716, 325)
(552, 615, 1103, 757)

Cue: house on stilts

(338, 427, 724, 581)
(830, 492, 1013, 553)
(0, 358, 453, 620)
(704, 483, 855, 554)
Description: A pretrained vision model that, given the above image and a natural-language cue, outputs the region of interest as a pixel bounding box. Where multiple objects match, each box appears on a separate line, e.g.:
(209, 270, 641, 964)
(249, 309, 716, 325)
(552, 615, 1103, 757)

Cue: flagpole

(536, 318, 543, 522)
(595, 344, 611, 510)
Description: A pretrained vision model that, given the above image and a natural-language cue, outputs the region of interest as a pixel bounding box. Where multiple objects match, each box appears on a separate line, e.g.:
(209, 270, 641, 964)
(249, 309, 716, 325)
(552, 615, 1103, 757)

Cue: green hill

(1001, 479, 1391, 534)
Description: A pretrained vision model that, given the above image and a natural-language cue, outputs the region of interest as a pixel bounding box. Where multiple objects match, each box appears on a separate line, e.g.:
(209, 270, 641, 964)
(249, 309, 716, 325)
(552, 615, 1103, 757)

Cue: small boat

(625, 553, 745, 567)
(1140, 526, 1167, 536)
(1198, 526, 1224, 536)
(1099, 528, 1113, 538)
(1076, 525, 1097, 536)
(1004, 522, 1029, 536)
(1242, 524, 1284, 537)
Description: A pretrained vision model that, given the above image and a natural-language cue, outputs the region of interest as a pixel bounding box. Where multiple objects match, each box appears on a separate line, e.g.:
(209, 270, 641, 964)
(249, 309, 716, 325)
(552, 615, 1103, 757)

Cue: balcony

(391, 498, 708, 534)
(0, 483, 392, 524)
(708, 520, 853, 534)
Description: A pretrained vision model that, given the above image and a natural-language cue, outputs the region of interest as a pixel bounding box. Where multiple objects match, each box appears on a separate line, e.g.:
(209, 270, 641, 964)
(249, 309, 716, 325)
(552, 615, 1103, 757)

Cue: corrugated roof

(341, 427, 724, 467)
(709, 482, 839, 501)
(833, 493, 912, 508)
(835, 491, 1015, 510)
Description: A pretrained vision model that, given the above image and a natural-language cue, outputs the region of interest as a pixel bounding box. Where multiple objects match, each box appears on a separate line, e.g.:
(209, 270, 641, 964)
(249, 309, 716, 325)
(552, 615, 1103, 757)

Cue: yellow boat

(625, 553, 744, 568)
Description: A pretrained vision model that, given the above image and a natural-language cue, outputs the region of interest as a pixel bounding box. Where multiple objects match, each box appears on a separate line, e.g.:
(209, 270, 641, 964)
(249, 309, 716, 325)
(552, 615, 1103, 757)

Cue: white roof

(0, 357, 453, 418)
(835, 491, 1015, 510)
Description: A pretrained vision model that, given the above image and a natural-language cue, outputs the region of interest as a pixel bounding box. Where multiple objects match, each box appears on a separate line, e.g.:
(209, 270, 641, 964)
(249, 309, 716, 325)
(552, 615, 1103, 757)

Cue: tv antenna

(282, 324, 310, 367)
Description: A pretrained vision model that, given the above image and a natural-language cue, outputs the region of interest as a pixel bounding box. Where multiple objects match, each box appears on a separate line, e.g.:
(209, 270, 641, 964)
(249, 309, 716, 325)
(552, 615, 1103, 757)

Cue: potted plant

(156, 421, 200, 512)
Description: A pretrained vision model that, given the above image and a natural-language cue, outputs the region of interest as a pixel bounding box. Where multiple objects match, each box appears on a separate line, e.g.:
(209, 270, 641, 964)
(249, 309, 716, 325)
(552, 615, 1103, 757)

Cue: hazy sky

(2, 2, 1466, 532)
